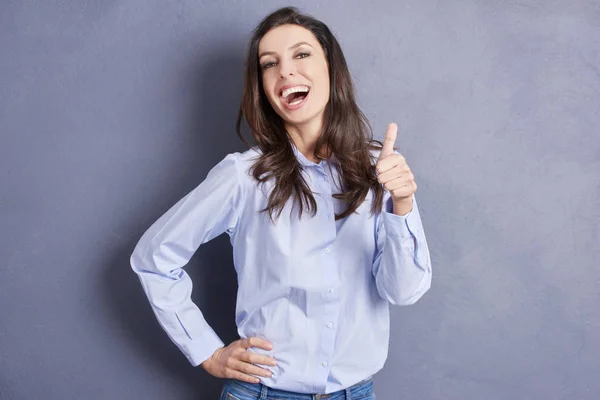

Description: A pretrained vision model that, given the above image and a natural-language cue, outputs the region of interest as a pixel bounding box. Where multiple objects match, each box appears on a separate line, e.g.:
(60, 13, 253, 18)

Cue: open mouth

(280, 85, 310, 107)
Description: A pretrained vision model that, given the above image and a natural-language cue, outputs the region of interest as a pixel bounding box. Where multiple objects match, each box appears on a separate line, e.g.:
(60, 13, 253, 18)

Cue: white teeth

(281, 85, 309, 98)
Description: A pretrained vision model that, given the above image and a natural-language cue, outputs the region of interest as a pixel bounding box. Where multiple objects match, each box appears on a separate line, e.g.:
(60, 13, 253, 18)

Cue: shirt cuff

(382, 197, 418, 239)
(185, 327, 225, 367)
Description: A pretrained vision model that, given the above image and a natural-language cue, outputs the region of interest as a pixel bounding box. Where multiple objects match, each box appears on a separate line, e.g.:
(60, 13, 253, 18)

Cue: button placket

(312, 161, 340, 392)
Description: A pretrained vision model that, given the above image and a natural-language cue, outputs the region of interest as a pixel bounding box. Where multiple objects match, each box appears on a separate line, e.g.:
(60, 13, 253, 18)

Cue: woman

(130, 6, 432, 400)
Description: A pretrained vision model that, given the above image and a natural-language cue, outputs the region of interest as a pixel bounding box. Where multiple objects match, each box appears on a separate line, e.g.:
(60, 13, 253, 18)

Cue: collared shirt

(130, 143, 432, 394)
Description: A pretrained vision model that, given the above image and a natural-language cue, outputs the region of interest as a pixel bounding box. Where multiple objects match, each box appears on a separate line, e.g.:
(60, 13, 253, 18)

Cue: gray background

(1, 0, 599, 399)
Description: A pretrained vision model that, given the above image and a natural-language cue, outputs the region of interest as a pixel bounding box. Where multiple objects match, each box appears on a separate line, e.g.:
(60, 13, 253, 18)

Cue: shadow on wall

(102, 45, 248, 399)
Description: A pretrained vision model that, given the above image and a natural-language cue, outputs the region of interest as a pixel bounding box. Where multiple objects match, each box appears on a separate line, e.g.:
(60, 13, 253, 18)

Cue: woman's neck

(285, 119, 328, 162)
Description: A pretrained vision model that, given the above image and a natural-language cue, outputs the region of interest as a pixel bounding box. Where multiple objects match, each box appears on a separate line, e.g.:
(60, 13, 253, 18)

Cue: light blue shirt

(130, 143, 432, 394)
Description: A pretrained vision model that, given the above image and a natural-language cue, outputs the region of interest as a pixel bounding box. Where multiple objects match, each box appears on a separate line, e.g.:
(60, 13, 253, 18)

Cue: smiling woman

(258, 27, 330, 127)
(130, 6, 432, 400)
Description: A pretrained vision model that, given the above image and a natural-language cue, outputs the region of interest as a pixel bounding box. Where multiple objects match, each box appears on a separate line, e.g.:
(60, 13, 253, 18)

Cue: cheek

(262, 75, 278, 105)
(316, 68, 330, 99)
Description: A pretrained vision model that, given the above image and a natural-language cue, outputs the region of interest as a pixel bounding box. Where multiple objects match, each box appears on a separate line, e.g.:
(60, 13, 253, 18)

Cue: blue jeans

(219, 376, 376, 400)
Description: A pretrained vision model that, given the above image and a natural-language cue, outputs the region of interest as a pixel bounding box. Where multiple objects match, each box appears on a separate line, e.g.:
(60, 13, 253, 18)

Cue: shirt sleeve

(129, 152, 243, 366)
(371, 191, 432, 305)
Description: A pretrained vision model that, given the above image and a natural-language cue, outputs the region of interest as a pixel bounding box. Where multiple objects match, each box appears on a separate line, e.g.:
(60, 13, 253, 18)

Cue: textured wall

(1, 1, 599, 399)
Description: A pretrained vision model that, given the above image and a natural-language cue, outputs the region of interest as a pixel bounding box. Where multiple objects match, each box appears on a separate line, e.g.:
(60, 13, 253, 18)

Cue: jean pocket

(351, 378, 375, 400)
(220, 381, 258, 400)
(223, 390, 256, 400)
(353, 395, 376, 400)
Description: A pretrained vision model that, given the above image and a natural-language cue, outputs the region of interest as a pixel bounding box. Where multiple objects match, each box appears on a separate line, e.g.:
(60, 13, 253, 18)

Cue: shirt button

(322, 361, 328, 367)
(325, 248, 331, 253)
(329, 288, 335, 293)
(327, 323, 333, 328)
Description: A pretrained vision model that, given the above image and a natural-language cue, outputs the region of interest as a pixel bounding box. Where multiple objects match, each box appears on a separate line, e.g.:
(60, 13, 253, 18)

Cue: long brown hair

(235, 6, 385, 222)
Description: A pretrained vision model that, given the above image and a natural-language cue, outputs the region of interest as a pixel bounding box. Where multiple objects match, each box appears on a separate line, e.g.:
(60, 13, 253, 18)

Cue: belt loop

(259, 383, 269, 400)
(345, 387, 352, 399)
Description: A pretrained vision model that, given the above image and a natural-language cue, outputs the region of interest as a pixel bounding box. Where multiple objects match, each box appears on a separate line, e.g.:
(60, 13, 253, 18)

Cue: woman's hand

(201, 337, 277, 383)
(376, 123, 417, 215)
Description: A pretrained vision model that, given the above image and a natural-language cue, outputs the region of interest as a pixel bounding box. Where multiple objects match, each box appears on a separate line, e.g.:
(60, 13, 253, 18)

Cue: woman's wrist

(392, 196, 413, 216)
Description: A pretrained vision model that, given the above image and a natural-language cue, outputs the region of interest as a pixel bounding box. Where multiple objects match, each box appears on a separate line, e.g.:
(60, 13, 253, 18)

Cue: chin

(280, 104, 327, 126)
(282, 112, 322, 128)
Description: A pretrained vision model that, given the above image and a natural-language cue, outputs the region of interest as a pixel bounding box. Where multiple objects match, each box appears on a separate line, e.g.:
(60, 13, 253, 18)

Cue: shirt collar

(290, 140, 338, 168)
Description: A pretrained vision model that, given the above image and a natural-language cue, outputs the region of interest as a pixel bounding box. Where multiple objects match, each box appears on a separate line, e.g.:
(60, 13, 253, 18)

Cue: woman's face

(258, 24, 330, 130)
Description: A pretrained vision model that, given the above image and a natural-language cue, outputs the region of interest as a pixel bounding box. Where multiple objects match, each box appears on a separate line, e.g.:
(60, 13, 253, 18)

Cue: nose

(278, 58, 296, 78)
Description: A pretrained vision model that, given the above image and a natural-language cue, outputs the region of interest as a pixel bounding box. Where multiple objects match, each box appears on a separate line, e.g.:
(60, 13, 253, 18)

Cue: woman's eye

(261, 52, 310, 69)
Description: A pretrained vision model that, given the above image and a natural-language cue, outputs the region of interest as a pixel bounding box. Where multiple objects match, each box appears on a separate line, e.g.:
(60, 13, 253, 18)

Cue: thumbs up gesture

(376, 123, 417, 215)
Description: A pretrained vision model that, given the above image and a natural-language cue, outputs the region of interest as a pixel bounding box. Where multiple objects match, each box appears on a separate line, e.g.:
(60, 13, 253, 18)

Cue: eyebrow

(258, 41, 314, 59)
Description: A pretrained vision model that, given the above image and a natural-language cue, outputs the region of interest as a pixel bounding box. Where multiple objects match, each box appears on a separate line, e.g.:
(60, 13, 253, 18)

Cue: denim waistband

(226, 375, 374, 399)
